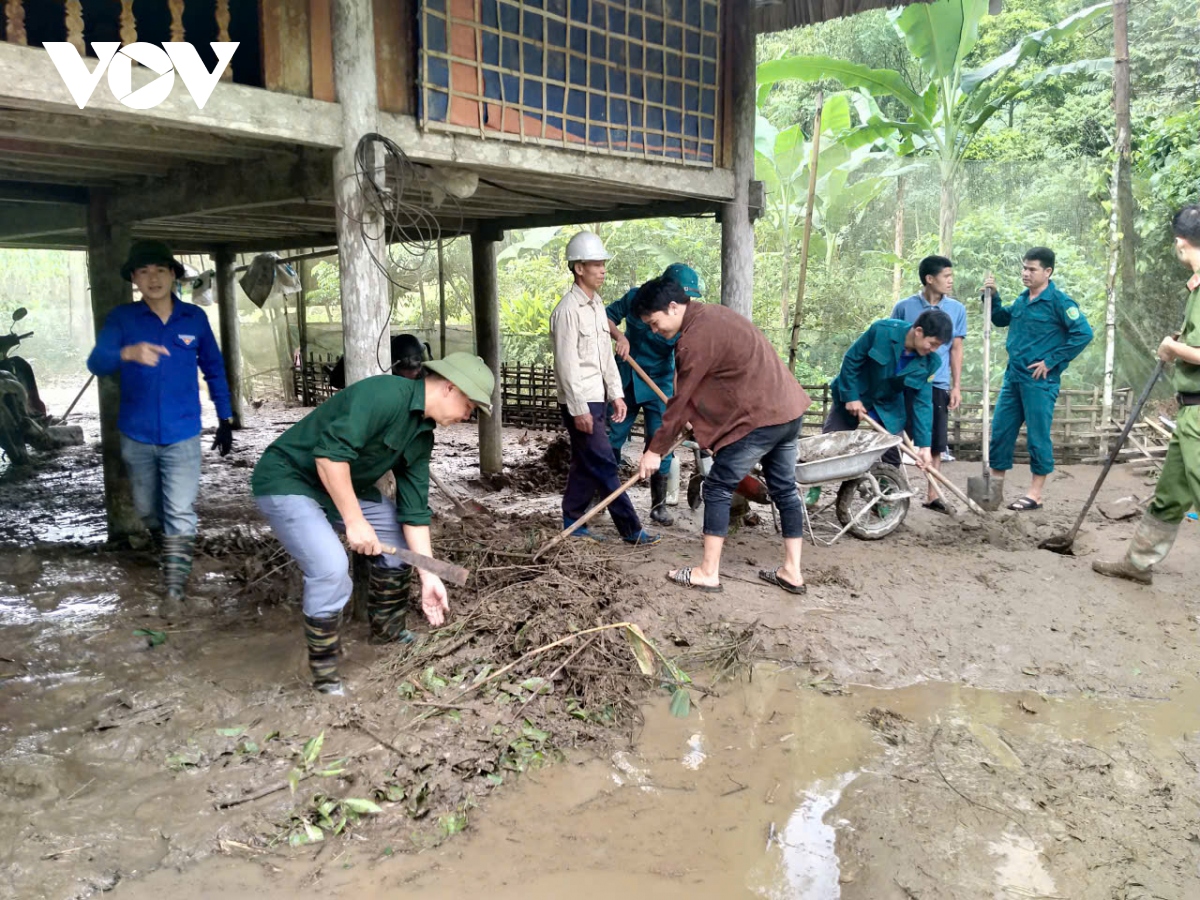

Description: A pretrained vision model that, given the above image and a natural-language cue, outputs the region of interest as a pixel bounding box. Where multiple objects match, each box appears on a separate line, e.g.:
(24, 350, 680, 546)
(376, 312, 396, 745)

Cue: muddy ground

(1, 391, 1198, 900)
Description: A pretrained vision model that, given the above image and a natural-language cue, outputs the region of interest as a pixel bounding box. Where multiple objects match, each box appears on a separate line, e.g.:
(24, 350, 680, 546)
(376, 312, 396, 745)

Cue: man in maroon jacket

(634, 278, 812, 594)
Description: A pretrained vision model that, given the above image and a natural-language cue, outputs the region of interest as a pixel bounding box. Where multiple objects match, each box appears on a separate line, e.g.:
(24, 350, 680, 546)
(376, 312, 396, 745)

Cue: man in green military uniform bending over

(982, 248, 1093, 511)
(1094, 205, 1200, 584)
(823, 309, 954, 471)
(606, 263, 704, 525)
(251, 353, 495, 695)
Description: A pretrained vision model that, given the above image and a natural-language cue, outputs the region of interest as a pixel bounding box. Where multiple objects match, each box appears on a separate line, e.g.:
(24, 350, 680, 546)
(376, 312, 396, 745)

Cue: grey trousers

(255, 494, 409, 618)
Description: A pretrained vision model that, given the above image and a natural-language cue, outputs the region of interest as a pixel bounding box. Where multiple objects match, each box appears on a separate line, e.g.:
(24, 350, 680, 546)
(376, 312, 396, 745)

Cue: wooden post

(788, 90, 823, 372)
(892, 177, 905, 302)
(719, 4, 755, 319)
(298, 259, 313, 405)
(214, 247, 244, 428)
(65, 1, 84, 53)
(1113, 0, 1136, 338)
(332, 0, 390, 387)
(86, 191, 142, 544)
(4, 0, 27, 45)
(472, 230, 502, 474)
(437, 238, 447, 359)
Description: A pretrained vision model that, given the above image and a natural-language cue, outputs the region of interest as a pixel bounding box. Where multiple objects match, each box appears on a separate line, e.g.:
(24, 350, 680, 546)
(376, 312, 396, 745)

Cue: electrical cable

(334, 133, 467, 374)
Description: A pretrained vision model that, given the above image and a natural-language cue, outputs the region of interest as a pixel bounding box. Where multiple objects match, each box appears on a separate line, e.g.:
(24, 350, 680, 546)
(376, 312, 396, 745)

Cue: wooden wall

(259, 0, 414, 114)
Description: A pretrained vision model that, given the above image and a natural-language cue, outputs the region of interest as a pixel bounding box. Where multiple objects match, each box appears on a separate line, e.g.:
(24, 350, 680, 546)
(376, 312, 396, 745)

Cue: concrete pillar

(214, 247, 244, 428)
(86, 190, 142, 544)
(332, 0, 390, 386)
(720, 7, 756, 320)
(471, 230, 502, 474)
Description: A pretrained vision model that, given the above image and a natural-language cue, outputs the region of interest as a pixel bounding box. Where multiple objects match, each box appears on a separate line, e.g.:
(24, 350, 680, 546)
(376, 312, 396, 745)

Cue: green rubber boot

(367, 564, 417, 645)
(304, 614, 345, 695)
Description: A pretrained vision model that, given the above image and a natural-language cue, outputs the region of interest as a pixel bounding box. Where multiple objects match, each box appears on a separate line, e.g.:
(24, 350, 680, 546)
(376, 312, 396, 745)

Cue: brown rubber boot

(1092, 514, 1179, 586)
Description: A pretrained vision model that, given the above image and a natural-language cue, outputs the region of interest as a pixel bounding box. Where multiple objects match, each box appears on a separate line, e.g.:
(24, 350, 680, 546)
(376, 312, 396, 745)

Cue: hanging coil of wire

(346, 132, 467, 374)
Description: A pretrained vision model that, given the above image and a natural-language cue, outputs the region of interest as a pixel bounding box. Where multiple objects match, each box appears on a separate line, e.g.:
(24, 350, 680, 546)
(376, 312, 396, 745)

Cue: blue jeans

(255, 494, 409, 619)
(703, 417, 805, 538)
(607, 381, 673, 474)
(120, 434, 201, 536)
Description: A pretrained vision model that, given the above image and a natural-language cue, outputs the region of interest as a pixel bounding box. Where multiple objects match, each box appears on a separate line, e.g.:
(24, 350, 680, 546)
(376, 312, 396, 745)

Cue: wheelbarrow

(681, 430, 913, 545)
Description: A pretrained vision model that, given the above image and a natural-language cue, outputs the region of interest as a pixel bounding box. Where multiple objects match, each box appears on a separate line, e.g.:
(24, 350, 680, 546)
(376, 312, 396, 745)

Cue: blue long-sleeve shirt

(87, 298, 233, 445)
(990, 280, 1093, 383)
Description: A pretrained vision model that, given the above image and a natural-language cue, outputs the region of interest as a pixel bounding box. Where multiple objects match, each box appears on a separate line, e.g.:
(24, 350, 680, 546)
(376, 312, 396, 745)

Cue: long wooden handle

(533, 433, 688, 560)
(981, 287, 993, 473)
(625, 356, 670, 405)
(861, 416, 986, 517)
(429, 469, 472, 516)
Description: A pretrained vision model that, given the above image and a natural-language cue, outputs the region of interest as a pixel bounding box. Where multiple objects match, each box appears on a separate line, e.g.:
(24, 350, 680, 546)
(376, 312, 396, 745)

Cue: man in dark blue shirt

(88, 241, 234, 617)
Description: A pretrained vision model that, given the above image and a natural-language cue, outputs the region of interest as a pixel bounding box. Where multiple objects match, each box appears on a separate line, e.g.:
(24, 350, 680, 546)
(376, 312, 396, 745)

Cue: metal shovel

(1039, 358, 1166, 555)
(967, 287, 1005, 511)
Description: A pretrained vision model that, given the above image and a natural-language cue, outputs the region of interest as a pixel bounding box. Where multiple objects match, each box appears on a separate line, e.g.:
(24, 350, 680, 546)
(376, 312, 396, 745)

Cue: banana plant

(755, 92, 907, 328)
(757, 0, 1113, 255)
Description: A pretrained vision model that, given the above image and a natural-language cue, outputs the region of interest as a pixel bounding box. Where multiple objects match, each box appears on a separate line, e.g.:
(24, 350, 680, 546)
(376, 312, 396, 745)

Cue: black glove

(213, 419, 233, 457)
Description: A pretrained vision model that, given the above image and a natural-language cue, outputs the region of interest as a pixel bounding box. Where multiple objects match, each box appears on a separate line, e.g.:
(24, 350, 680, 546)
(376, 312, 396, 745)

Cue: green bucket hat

(121, 240, 186, 282)
(424, 352, 496, 415)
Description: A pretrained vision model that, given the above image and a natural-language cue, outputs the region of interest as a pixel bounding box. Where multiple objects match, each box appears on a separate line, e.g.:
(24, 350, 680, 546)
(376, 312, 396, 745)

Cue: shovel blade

(1038, 534, 1075, 555)
(966, 474, 1004, 512)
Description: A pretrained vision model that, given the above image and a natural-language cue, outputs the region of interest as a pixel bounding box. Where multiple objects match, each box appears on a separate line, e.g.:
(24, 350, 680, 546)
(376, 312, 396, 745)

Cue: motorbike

(0, 308, 58, 466)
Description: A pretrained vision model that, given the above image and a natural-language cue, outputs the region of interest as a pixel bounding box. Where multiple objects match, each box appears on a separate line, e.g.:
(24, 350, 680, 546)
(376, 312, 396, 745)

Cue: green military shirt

(990, 280, 1093, 384)
(1174, 284, 1200, 395)
(830, 319, 941, 447)
(606, 286, 678, 404)
(251, 375, 434, 525)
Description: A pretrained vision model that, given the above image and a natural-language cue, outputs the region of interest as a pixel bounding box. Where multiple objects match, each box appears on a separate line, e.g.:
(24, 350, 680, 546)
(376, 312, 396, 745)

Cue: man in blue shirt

(983, 247, 1093, 510)
(88, 241, 234, 617)
(891, 255, 968, 513)
(605, 263, 702, 526)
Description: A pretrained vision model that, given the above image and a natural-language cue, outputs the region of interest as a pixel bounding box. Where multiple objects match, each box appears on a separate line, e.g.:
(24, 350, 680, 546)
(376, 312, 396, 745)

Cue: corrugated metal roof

(755, 0, 932, 34)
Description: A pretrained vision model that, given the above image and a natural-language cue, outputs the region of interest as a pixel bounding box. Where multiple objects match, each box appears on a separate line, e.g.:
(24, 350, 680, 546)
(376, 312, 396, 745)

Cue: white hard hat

(565, 231, 611, 264)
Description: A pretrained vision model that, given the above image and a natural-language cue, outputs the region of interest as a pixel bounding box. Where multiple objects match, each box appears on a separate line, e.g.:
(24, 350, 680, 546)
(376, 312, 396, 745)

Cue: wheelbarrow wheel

(835, 463, 909, 540)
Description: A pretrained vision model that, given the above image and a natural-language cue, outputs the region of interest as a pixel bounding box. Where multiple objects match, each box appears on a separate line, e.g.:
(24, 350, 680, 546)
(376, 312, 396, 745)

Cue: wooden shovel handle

(625, 356, 670, 405)
(859, 415, 987, 517)
(533, 433, 688, 560)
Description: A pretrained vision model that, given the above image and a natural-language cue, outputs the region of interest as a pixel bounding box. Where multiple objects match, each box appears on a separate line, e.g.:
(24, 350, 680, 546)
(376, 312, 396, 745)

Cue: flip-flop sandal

(757, 569, 808, 595)
(666, 567, 723, 593)
(922, 498, 950, 515)
(1007, 496, 1043, 511)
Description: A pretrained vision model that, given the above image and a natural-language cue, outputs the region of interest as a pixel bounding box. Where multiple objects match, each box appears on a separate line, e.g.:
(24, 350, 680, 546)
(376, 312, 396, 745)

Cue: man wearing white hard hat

(549, 232, 660, 545)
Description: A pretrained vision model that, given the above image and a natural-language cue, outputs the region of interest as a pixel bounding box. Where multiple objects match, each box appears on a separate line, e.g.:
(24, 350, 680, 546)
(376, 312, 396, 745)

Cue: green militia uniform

(1096, 280, 1200, 581)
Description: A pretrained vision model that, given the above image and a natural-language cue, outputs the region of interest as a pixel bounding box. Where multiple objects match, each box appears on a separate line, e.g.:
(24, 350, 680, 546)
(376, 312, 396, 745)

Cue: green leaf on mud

(134, 628, 168, 647)
(669, 688, 692, 719)
(303, 822, 324, 843)
(520, 677, 551, 695)
(485, 773, 504, 787)
(302, 732, 325, 767)
(216, 726, 246, 737)
(342, 798, 383, 815)
(623, 624, 657, 677)
(438, 812, 468, 836)
(521, 722, 550, 743)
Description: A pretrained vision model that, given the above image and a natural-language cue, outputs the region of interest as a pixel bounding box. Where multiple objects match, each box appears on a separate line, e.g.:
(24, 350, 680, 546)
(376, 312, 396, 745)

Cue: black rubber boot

(649, 473, 674, 526)
(367, 564, 416, 644)
(304, 614, 344, 695)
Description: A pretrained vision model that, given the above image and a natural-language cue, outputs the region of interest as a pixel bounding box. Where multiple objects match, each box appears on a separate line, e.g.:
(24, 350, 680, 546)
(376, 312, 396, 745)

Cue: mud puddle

(112, 666, 1200, 900)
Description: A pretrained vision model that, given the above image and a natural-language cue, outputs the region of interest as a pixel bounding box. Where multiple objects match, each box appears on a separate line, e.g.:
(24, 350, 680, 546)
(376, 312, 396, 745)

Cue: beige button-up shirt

(549, 283, 624, 416)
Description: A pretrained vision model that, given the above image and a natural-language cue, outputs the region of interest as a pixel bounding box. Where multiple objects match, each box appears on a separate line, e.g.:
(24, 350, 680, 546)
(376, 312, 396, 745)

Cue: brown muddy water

(112, 666, 1200, 900)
